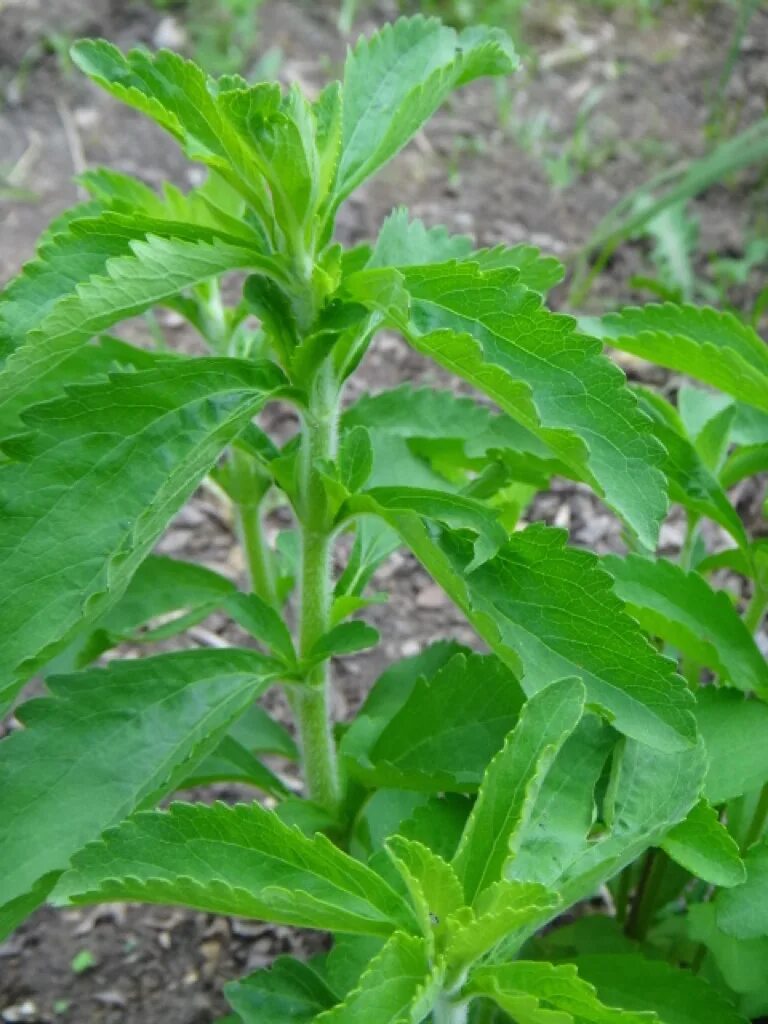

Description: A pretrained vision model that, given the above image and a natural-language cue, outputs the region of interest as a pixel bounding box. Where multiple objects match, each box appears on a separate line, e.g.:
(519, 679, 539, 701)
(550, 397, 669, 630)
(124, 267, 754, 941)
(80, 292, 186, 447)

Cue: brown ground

(1, 0, 767, 1020)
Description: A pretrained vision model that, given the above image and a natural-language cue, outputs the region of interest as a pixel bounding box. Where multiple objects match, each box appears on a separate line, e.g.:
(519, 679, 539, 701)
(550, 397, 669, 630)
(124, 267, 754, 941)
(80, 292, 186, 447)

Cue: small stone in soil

(416, 583, 445, 609)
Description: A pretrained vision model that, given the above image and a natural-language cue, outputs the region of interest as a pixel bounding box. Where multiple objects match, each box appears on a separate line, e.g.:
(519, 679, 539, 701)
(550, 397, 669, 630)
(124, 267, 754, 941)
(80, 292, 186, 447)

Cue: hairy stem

(231, 447, 276, 606)
(295, 366, 342, 812)
(433, 995, 469, 1024)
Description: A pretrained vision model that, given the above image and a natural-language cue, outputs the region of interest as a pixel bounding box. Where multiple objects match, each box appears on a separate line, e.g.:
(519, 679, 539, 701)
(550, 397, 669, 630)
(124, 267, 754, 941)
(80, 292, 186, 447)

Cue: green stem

(433, 995, 469, 1024)
(744, 584, 768, 635)
(295, 366, 342, 812)
(231, 447, 277, 606)
(626, 849, 667, 941)
(743, 782, 768, 852)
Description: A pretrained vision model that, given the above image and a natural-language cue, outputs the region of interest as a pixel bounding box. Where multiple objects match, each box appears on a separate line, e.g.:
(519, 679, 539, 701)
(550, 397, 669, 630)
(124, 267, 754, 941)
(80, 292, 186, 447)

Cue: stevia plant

(0, 16, 767, 1023)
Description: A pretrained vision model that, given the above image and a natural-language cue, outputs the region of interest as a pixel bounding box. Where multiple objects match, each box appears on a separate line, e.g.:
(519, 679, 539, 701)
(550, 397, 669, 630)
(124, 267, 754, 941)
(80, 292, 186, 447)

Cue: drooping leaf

(591, 303, 768, 414)
(314, 932, 438, 1024)
(348, 652, 525, 792)
(661, 800, 746, 888)
(453, 679, 586, 903)
(0, 234, 284, 439)
(397, 262, 667, 548)
(332, 17, 517, 207)
(0, 649, 279, 936)
(467, 959, 658, 1024)
(225, 957, 337, 1023)
(57, 801, 418, 937)
(0, 358, 283, 711)
(571, 953, 749, 1024)
(693, 688, 768, 804)
(604, 554, 768, 697)
(716, 837, 768, 940)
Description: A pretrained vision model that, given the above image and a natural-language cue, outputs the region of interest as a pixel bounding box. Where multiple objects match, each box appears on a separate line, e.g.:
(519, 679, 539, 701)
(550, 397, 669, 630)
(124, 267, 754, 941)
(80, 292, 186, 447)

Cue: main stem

(295, 365, 342, 812)
(433, 995, 469, 1024)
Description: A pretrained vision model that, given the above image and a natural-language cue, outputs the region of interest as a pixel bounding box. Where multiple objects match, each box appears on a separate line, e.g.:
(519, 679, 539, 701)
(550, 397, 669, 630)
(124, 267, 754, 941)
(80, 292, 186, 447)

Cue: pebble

(2, 1002, 37, 1023)
(416, 583, 445, 609)
(152, 15, 187, 50)
(400, 638, 421, 657)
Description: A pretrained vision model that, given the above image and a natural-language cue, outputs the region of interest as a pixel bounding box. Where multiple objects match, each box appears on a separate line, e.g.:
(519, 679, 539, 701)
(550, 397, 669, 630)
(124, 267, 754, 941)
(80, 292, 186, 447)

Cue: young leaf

(230, 702, 298, 761)
(446, 881, 558, 970)
(693, 689, 768, 804)
(57, 801, 418, 937)
(226, 591, 297, 665)
(314, 932, 438, 1024)
(332, 17, 517, 206)
(0, 234, 284, 439)
(467, 960, 658, 1024)
(309, 620, 381, 661)
(716, 837, 768, 939)
(571, 953, 749, 1024)
(661, 800, 746, 888)
(225, 957, 337, 1024)
(339, 424, 373, 493)
(385, 836, 465, 945)
(405, 524, 697, 753)
(453, 678, 586, 903)
(591, 303, 768, 414)
(397, 262, 667, 548)
(0, 359, 283, 711)
(352, 652, 525, 792)
(604, 554, 768, 697)
(0, 648, 279, 937)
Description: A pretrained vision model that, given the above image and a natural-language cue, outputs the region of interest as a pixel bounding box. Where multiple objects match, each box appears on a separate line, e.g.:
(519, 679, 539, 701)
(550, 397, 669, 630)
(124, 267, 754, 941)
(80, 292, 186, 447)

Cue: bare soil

(1, 0, 766, 1020)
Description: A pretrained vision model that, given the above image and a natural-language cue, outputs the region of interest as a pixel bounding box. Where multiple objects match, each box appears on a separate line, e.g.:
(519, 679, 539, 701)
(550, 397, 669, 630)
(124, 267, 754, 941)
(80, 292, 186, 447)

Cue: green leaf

(604, 554, 768, 697)
(333, 17, 517, 206)
(230, 702, 298, 761)
(0, 648, 278, 936)
(0, 234, 283, 439)
(467, 960, 658, 1024)
(571, 953, 749, 1024)
(453, 679, 586, 903)
(340, 425, 373, 492)
(350, 652, 525, 792)
(314, 932, 438, 1024)
(636, 389, 748, 549)
(226, 591, 296, 665)
(345, 486, 507, 572)
(309, 620, 380, 660)
(399, 262, 667, 548)
(225, 957, 337, 1023)
(693, 688, 768, 804)
(0, 358, 282, 710)
(687, 903, 768, 1017)
(404, 524, 697, 753)
(446, 881, 558, 970)
(385, 836, 465, 946)
(506, 724, 706, 913)
(180, 734, 289, 797)
(661, 800, 746, 888)
(57, 801, 418, 937)
(716, 837, 768, 939)
(592, 303, 768, 414)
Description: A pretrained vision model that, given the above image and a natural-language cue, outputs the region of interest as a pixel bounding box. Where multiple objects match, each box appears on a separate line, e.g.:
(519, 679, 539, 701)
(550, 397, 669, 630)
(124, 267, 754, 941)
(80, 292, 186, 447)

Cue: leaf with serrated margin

(332, 17, 517, 209)
(368, 209, 564, 295)
(344, 486, 507, 572)
(70, 42, 276, 222)
(453, 679, 586, 903)
(226, 592, 296, 665)
(314, 932, 438, 1024)
(572, 953, 749, 1024)
(385, 836, 465, 947)
(57, 801, 418, 937)
(0, 234, 284, 439)
(410, 524, 697, 752)
(399, 262, 666, 548)
(716, 837, 768, 939)
(694, 689, 768, 804)
(661, 799, 745, 887)
(0, 358, 283, 711)
(447, 881, 558, 971)
(225, 957, 337, 1023)
(604, 554, 768, 697)
(355, 652, 525, 792)
(590, 303, 768, 414)
(467, 960, 659, 1024)
(0, 648, 279, 937)
(506, 731, 707, 918)
(636, 388, 748, 550)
